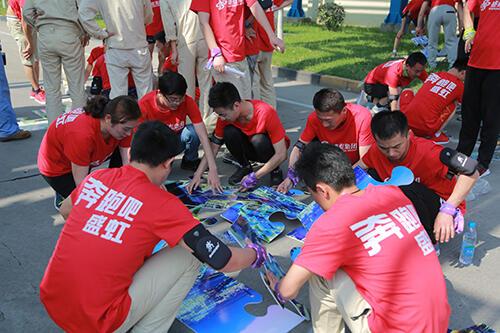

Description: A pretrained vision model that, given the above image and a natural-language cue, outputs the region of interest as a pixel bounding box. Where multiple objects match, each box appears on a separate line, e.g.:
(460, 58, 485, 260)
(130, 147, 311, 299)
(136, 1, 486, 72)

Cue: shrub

(317, 2, 345, 31)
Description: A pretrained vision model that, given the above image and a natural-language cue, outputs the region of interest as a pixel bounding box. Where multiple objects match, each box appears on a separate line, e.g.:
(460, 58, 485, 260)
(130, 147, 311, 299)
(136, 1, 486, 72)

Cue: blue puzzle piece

(248, 186, 307, 220)
(297, 202, 324, 231)
(354, 166, 414, 190)
(448, 324, 496, 333)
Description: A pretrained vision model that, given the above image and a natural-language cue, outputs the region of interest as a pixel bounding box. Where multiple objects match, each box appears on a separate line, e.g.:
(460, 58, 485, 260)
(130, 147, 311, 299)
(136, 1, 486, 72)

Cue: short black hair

(208, 82, 241, 109)
(158, 71, 188, 96)
(130, 121, 183, 167)
(295, 142, 355, 192)
(451, 58, 468, 71)
(312, 88, 346, 113)
(406, 51, 427, 67)
(371, 111, 409, 140)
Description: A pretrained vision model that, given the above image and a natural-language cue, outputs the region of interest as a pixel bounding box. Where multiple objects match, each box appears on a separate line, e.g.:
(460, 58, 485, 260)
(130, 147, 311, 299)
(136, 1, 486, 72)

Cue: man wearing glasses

(138, 71, 222, 192)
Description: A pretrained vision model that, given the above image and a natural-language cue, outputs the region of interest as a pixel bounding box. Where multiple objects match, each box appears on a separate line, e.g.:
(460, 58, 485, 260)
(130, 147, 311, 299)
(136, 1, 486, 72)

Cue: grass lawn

(273, 22, 446, 81)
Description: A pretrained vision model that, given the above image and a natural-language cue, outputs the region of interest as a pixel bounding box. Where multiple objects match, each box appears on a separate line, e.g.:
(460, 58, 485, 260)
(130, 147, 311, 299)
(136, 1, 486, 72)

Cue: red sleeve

(153, 195, 200, 247)
(138, 93, 153, 122)
(299, 113, 317, 143)
(361, 146, 377, 169)
(466, 0, 479, 14)
(63, 130, 94, 166)
(456, 81, 464, 104)
(419, 70, 429, 82)
(91, 63, 100, 77)
(385, 64, 401, 88)
(294, 214, 350, 280)
(119, 135, 132, 148)
(428, 142, 450, 179)
(190, 0, 210, 13)
(274, 0, 285, 6)
(264, 108, 286, 144)
(214, 119, 225, 139)
(185, 97, 203, 124)
(356, 107, 375, 146)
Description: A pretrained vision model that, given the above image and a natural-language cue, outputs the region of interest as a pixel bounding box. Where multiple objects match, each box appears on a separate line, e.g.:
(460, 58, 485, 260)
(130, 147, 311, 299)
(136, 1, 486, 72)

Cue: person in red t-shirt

(401, 59, 466, 142)
(266, 143, 450, 332)
(457, 0, 500, 177)
(84, 44, 105, 82)
(363, 52, 428, 112)
(358, 111, 478, 245)
(392, 0, 427, 57)
(416, 0, 459, 69)
(38, 96, 141, 209)
(139, 71, 222, 192)
(188, 82, 289, 192)
(145, 0, 166, 73)
(277, 88, 374, 193)
(190, 0, 285, 100)
(40, 121, 266, 333)
(91, 53, 137, 99)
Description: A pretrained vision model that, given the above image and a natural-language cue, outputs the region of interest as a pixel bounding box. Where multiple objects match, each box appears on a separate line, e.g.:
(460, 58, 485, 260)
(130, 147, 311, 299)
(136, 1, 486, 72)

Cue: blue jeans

(180, 124, 200, 161)
(0, 56, 20, 138)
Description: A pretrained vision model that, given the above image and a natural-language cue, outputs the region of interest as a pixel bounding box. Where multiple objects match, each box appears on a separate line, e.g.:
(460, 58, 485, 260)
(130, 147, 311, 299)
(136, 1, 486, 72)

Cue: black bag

(258, 0, 273, 10)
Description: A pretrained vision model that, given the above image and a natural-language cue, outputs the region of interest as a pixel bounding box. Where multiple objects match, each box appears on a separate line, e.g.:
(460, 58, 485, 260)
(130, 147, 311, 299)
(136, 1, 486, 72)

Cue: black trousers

(367, 169, 440, 243)
(457, 66, 500, 169)
(223, 125, 275, 167)
(42, 173, 76, 198)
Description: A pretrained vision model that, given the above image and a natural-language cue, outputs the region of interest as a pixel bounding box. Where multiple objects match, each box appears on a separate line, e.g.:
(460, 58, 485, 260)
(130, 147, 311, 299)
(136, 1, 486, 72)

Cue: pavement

(1, 20, 499, 333)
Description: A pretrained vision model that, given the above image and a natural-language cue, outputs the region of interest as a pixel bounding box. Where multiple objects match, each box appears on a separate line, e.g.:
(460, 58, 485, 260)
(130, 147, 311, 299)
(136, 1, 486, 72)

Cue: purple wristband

(439, 202, 457, 217)
(287, 168, 300, 186)
(274, 281, 287, 304)
(241, 172, 258, 189)
(206, 47, 222, 70)
(247, 243, 267, 269)
(439, 202, 464, 233)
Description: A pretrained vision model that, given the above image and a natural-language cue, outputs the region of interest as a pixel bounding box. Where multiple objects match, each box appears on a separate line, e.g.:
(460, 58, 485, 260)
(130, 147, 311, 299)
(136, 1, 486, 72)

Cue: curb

(272, 65, 362, 93)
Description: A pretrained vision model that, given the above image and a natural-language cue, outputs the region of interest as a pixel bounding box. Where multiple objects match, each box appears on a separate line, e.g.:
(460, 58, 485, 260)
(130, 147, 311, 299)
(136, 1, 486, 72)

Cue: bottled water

(459, 221, 477, 266)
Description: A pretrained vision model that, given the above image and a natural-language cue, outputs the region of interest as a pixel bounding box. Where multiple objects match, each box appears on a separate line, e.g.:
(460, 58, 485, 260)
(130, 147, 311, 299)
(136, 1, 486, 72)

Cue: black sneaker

(270, 168, 283, 186)
(54, 192, 65, 211)
(228, 165, 253, 185)
(181, 157, 201, 171)
(222, 152, 242, 168)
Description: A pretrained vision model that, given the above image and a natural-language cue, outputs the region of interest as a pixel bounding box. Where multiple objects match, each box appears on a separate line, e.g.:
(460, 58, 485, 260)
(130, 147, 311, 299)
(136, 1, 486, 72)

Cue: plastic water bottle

(459, 221, 477, 265)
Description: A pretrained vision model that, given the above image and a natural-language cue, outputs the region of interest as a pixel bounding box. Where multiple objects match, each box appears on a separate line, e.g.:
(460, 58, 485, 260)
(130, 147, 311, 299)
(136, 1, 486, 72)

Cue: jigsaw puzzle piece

(287, 226, 308, 243)
(297, 202, 324, 230)
(177, 266, 304, 333)
(448, 324, 496, 333)
(239, 205, 285, 243)
(248, 186, 307, 220)
(354, 166, 414, 190)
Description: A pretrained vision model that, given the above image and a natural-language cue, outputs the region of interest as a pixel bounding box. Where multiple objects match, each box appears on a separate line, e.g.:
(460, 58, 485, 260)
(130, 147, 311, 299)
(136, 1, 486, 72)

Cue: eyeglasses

(164, 94, 184, 105)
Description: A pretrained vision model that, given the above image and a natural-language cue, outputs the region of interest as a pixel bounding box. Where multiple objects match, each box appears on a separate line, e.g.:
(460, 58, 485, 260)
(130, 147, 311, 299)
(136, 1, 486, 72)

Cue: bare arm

(71, 163, 90, 186)
(352, 145, 371, 168)
(393, 16, 407, 54)
(249, 2, 285, 52)
(187, 141, 222, 193)
(276, 144, 302, 193)
(193, 123, 222, 192)
(254, 139, 287, 179)
(277, 264, 313, 300)
(60, 196, 74, 220)
(119, 147, 130, 165)
(197, 12, 225, 72)
(456, 1, 464, 32)
(416, 1, 430, 35)
(143, 0, 154, 25)
(84, 63, 93, 82)
(388, 86, 401, 111)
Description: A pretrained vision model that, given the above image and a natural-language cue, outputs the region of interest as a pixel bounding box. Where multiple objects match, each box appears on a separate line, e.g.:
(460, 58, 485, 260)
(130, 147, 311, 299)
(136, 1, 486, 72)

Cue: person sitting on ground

(363, 51, 428, 112)
(400, 59, 466, 144)
(188, 82, 289, 192)
(139, 71, 222, 191)
(267, 142, 451, 332)
(38, 95, 141, 209)
(277, 88, 373, 193)
(392, 0, 428, 57)
(358, 111, 478, 244)
(40, 121, 266, 333)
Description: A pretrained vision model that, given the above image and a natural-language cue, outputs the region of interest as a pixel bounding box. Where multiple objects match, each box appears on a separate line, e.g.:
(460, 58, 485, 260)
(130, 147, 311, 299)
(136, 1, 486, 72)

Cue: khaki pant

(114, 246, 200, 333)
(309, 270, 372, 333)
(212, 59, 252, 100)
(106, 47, 154, 99)
(6, 17, 38, 66)
(256, 51, 276, 109)
(177, 40, 215, 131)
(38, 24, 86, 124)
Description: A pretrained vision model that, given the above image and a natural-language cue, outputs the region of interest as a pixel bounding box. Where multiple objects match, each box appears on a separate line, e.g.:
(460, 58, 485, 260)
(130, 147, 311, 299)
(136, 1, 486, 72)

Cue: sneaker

(54, 192, 65, 211)
(434, 243, 440, 257)
(477, 164, 491, 178)
(222, 152, 242, 168)
(228, 165, 253, 186)
(32, 89, 46, 105)
(0, 129, 31, 142)
(270, 168, 284, 186)
(371, 104, 389, 114)
(29, 90, 36, 99)
(432, 132, 449, 145)
(180, 157, 201, 172)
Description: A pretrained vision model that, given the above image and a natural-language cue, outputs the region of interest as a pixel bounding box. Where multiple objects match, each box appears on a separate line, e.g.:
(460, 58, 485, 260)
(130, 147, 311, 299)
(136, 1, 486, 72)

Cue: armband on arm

(388, 94, 400, 102)
(183, 224, 232, 270)
(294, 140, 306, 152)
(439, 148, 478, 176)
(209, 134, 224, 146)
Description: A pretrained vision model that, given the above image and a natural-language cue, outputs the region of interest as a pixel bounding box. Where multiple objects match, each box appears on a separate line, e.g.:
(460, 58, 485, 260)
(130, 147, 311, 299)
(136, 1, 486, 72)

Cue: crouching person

(268, 142, 450, 332)
(40, 121, 265, 333)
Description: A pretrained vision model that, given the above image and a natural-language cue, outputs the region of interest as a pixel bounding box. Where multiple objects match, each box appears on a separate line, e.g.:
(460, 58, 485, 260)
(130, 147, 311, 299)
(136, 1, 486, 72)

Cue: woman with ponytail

(38, 95, 141, 209)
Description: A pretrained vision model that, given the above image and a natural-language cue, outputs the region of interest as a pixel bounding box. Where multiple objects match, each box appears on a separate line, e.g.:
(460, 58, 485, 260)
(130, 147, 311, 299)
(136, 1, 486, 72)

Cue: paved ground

(1, 20, 499, 333)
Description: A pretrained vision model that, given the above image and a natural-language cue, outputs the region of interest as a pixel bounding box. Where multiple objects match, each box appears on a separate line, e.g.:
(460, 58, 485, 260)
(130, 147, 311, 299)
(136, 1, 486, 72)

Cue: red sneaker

(33, 89, 46, 105)
(29, 90, 36, 99)
(432, 132, 449, 145)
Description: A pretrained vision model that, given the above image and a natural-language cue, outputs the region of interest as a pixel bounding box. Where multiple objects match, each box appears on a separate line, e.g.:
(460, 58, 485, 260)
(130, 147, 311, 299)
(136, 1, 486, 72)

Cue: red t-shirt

(402, 72, 463, 136)
(245, 20, 261, 56)
(139, 90, 203, 133)
(402, 0, 425, 21)
(255, 0, 284, 52)
(87, 45, 105, 65)
(39, 165, 199, 333)
(8, 0, 24, 19)
(146, 0, 163, 36)
(365, 59, 429, 88)
(362, 134, 466, 212)
(295, 185, 450, 332)
(299, 103, 374, 164)
(466, 0, 480, 17)
(190, 0, 257, 63)
(214, 100, 290, 146)
(92, 55, 135, 90)
(430, 0, 457, 8)
(467, 0, 500, 70)
(37, 109, 132, 177)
